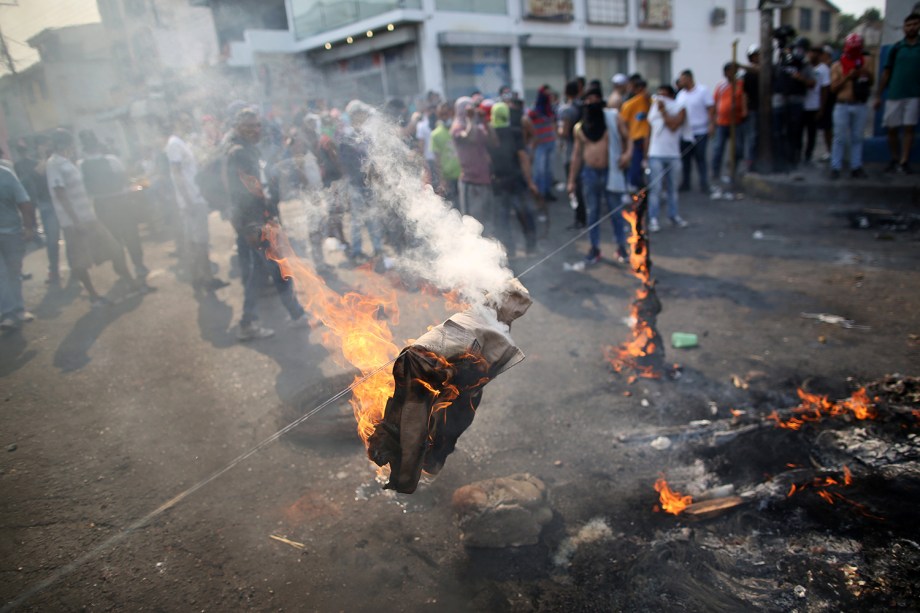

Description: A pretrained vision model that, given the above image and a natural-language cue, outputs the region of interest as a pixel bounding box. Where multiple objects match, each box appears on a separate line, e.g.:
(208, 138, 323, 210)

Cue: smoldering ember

(2, 3, 920, 611)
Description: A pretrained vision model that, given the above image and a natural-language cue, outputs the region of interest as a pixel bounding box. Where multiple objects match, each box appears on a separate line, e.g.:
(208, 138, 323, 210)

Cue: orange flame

(653, 477, 693, 515)
(769, 387, 877, 429)
(262, 222, 399, 443)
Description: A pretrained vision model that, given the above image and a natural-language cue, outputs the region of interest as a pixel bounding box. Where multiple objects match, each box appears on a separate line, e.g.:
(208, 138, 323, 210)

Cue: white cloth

(676, 84, 713, 136)
(603, 108, 627, 193)
(46, 153, 95, 228)
(648, 97, 685, 158)
(415, 120, 435, 161)
(165, 135, 205, 209)
(805, 63, 831, 111)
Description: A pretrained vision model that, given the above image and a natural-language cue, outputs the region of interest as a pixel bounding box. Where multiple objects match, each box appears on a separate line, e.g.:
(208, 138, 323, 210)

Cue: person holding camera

(829, 33, 875, 179)
(772, 36, 816, 172)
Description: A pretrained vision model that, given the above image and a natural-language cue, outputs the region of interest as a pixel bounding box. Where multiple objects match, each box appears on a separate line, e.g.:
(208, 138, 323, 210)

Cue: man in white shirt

(646, 84, 690, 232)
(46, 129, 142, 307)
(675, 70, 714, 194)
(163, 115, 228, 292)
(804, 44, 832, 164)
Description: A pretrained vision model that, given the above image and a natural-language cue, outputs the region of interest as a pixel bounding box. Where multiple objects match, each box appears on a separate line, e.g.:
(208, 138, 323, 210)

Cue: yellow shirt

(620, 93, 651, 141)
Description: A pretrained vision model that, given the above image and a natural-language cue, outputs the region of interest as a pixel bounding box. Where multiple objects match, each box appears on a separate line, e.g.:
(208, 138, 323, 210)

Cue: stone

(452, 473, 552, 548)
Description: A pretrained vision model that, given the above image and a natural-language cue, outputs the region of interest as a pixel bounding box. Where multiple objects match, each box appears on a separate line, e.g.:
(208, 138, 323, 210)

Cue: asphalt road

(2, 182, 918, 611)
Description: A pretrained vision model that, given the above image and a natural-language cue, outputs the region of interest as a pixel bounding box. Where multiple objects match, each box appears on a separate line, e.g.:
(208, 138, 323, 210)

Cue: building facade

(779, 0, 840, 46)
(223, 0, 762, 108)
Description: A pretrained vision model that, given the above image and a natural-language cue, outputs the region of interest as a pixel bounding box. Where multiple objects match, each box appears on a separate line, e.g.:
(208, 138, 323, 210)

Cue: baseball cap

(611, 73, 628, 86)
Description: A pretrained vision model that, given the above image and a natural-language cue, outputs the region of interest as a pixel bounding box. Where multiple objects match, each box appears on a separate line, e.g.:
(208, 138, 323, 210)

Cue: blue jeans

(831, 103, 869, 171)
(347, 184, 383, 258)
(237, 233, 304, 326)
(648, 157, 681, 222)
(710, 125, 742, 179)
(532, 140, 556, 197)
(580, 167, 627, 254)
(627, 138, 647, 188)
(0, 232, 26, 319)
(680, 134, 709, 192)
(494, 184, 537, 256)
(37, 200, 60, 277)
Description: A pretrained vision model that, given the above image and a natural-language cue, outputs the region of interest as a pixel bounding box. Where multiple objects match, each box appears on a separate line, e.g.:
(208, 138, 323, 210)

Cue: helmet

(793, 36, 811, 51)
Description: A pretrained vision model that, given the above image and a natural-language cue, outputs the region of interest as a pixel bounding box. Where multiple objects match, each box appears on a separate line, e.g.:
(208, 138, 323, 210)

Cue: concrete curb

(741, 171, 920, 204)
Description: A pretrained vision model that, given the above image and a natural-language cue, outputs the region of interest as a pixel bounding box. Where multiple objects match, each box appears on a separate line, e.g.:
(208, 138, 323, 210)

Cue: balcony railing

(292, 0, 421, 39)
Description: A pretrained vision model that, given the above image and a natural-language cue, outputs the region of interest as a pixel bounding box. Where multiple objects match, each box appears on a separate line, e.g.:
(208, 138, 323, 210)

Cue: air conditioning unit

(711, 7, 727, 26)
(758, 0, 794, 9)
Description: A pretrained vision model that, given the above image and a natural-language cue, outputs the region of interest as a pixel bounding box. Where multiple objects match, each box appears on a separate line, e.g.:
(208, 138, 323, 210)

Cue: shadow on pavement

(53, 293, 144, 372)
(0, 330, 37, 378)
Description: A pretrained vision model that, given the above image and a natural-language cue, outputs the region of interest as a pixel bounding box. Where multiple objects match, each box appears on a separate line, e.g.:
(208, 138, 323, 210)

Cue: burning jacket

(367, 279, 532, 493)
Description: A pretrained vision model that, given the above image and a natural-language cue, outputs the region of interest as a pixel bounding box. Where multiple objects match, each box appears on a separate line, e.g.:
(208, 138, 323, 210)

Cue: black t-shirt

(489, 127, 525, 190)
(743, 69, 759, 112)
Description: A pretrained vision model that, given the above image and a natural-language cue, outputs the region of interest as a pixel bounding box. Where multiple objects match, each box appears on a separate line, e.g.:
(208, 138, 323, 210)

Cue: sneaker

(584, 248, 601, 265)
(899, 163, 913, 175)
(885, 160, 899, 173)
(819, 153, 831, 162)
(289, 313, 311, 329)
(17, 311, 35, 324)
(0, 316, 20, 331)
(670, 216, 689, 229)
(237, 322, 275, 341)
(829, 169, 841, 180)
(90, 296, 112, 309)
(615, 246, 628, 264)
(851, 167, 868, 179)
(648, 217, 661, 233)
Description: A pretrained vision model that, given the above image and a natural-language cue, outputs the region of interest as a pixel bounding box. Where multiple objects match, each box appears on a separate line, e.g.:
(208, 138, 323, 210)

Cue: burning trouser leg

(367, 279, 532, 494)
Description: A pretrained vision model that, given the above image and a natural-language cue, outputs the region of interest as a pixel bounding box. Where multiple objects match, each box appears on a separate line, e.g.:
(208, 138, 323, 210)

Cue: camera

(772, 25, 796, 50)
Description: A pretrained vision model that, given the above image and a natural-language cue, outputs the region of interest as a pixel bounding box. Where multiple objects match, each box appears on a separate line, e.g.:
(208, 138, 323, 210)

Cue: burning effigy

(368, 279, 532, 493)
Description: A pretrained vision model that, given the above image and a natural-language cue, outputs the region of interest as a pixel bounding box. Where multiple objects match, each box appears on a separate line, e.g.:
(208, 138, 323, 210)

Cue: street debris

(801, 312, 870, 330)
(269, 535, 305, 550)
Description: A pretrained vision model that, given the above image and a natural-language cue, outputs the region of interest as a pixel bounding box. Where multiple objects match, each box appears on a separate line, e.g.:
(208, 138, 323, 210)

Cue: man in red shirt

(710, 62, 747, 182)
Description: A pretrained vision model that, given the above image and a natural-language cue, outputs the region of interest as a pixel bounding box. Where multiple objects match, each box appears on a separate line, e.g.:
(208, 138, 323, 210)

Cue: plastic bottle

(569, 192, 578, 210)
(671, 332, 699, 348)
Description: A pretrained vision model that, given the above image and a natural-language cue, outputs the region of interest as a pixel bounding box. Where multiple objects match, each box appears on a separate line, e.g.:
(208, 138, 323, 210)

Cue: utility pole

(758, 5, 774, 173)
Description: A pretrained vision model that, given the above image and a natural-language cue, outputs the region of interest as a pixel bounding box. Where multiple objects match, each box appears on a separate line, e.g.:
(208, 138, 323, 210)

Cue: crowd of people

(1, 12, 917, 336)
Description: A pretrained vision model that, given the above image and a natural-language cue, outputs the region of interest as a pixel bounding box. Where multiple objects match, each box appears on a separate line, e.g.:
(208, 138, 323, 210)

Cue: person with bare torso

(566, 87, 629, 265)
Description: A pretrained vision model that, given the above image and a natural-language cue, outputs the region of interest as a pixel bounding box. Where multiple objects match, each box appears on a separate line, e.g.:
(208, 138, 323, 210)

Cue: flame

(262, 222, 399, 443)
(653, 477, 693, 515)
(730, 408, 744, 417)
(622, 205, 650, 285)
(768, 387, 877, 429)
(843, 465, 853, 486)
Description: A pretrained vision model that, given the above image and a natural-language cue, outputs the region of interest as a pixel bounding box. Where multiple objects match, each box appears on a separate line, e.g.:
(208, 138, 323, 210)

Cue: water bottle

(569, 192, 578, 210)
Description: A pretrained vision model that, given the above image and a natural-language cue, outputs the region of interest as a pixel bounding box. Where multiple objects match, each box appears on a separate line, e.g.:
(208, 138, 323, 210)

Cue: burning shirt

(367, 279, 532, 493)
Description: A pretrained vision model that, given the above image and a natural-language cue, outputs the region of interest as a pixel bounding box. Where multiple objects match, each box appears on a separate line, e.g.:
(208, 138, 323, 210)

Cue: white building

(222, 0, 762, 107)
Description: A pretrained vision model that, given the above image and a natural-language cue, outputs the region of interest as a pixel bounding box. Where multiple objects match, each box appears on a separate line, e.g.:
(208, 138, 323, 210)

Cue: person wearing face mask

(829, 33, 875, 179)
(772, 37, 816, 171)
(566, 87, 629, 265)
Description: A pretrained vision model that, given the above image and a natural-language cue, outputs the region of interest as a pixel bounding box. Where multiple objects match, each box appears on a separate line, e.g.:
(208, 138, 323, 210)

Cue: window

(639, 0, 672, 28)
(734, 0, 745, 33)
(587, 0, 627, 25)
(522, 0, 573, 21)
(435, 0, 506, 14)
(819, 10, 831, 33)
(585, 50, 628, 85)
(799, 7, 812, 32)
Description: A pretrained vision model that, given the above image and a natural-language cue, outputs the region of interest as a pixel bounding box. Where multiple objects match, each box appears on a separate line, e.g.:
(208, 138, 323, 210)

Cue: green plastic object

(671, 332, 699, 348)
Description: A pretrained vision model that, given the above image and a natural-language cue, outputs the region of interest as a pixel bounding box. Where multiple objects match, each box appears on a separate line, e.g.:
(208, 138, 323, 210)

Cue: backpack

(194, 153, 229, 212)
(81, 156, 126, 198)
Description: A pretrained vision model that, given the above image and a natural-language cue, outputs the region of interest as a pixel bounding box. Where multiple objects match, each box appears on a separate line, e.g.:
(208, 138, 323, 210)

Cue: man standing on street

(646, 84, 689, 233)
(47, 129, 146, 307)
(0, 164, 36, 331)
(225, 108, 308, 341)
(830, 33, 875, 179)
(14, 137, 60, 285)
(875, 12, 920, 174)
(676, 70, 714, 194)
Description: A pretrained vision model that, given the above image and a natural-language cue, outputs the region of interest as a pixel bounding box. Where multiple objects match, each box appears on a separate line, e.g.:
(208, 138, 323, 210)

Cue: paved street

(2, 173, 919, 611)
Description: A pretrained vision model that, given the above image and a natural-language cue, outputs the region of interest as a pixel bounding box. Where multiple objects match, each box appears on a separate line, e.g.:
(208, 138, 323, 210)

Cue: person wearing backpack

(79, 131, 153, 288)
(163, 114, 229, 292)
(874, 12, 920, 174)
(829, 33, 874, 179)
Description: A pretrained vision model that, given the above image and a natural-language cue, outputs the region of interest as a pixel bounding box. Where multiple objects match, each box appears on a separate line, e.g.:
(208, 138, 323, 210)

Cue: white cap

(611, 73, 628, 86)
(747, 43, 760, 57)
